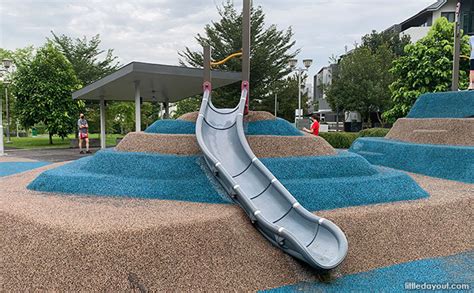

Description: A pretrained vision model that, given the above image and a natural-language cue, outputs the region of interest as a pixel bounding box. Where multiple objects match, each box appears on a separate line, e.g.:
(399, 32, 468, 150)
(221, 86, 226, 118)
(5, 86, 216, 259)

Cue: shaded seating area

(72, 62, 240, 149)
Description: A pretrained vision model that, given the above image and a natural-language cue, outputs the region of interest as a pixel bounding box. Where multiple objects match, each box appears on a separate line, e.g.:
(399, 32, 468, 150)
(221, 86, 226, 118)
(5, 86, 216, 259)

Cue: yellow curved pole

(210, 51, 242, 66)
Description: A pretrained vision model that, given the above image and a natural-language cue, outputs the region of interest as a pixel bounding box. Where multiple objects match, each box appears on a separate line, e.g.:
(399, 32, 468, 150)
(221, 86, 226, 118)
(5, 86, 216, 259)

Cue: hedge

(320, 128, 389, 149)
(319, 132, 359, 149)
(359, 128, 390, 137)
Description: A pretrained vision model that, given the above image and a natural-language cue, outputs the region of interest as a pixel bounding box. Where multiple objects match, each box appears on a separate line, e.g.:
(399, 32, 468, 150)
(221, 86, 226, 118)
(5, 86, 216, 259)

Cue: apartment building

(388, 0, 474, 42)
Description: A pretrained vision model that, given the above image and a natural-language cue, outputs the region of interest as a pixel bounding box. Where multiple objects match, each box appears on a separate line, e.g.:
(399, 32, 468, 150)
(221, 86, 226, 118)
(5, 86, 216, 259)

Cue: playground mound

(28, 110, 427, 210)
(145, 114, 302, 136)
(27, 149, 428, 210)
(179, 110, 275, 122)
(116, 132, 336, 157)
(407, 91, 474, 118)
(386, 118, 474, 146)
(350, 138, 474, 183)
(8, 110, 465, 290)
(351, 91, 474, 183)
(2, 164, 472, 291)
(19, 110, 424, 208)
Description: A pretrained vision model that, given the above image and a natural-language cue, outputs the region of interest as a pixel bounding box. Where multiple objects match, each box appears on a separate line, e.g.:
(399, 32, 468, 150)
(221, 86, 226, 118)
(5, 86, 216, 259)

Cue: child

(303, 115, 320, 136)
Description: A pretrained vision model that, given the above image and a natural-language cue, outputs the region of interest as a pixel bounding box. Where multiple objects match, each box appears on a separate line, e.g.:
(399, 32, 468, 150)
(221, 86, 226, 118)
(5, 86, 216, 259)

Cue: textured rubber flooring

(115, 132, 336, 157)
(28, 149, 427, 211)
(145, 118, 302, 136)
(407, 91, 474, 118)
(0, 161, 51, 177)
(350, 137, 474, 183)
(262, 250, 474, 292)
(3, 164, 472, 291)
(386, 118, 474, 146)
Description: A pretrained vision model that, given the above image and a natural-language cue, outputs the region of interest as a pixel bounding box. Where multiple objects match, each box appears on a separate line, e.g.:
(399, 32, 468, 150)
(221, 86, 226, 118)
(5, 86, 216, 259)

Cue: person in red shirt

(303, 115, 320, 136)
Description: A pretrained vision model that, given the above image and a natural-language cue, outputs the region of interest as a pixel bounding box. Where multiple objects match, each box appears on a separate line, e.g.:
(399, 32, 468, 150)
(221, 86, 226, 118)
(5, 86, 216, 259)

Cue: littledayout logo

(405, 281, 470, 291)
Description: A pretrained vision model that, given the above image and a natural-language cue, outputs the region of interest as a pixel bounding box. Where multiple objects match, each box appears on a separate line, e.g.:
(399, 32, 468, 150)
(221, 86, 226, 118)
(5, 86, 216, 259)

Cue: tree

(269, 75, 308, 122)
(0, 46, 35, 68)
(179, 1, 298, 110)
(51, 32, 119, 85)
(0, 46, 35, 135)
(173, 97, 201, 118)
(13, 42, 83, 144)
(51, 32, 120, 134)
(326, 45, 394, 126)
(362, 29, 410, 57)
(106, 102, 135, 134)
(325, 29, 409, 127)
(384, 18, 470, 122)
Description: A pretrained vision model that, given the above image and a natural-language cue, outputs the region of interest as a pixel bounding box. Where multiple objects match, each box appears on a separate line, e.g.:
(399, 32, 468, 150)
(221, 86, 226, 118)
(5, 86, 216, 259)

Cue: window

(462, 12, 474, 35)
(441, 12, 456, 22)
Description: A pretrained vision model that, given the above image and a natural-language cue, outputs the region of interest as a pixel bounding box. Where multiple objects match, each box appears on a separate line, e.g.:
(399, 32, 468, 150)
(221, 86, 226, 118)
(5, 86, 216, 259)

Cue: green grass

(5, 133, 123, 149)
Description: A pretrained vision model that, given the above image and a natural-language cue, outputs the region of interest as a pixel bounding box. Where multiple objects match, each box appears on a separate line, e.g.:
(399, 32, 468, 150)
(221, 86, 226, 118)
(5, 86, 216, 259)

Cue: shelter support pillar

(163, 101, 170, 119)
(99, 98, 106, 149)
(134, 81, 141, 131)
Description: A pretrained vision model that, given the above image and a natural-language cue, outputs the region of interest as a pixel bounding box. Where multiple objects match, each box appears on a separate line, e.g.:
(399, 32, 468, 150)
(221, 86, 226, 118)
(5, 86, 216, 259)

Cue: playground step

(115, 132, 336, 158)
(386, 118, 474, 146)
(28, 149, 426, 211)
(350, 150, 385, 157)
(350, 137, 474, 183)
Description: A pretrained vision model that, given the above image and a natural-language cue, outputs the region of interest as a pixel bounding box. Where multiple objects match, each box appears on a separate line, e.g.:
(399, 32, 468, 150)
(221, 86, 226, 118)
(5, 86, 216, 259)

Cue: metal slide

(195, 81, 348, 270)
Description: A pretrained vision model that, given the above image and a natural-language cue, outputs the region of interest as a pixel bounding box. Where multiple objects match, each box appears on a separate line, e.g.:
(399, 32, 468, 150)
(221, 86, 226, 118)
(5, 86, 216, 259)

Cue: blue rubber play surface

(407, 91, 474, 118)
(262, 250, 473, 292)
(145, 118, 302, 136)
(349, 91, 474, 183)
(350, 137, 474, 183)
(0, 161, 51, 177)
(28, 149, 427, 211)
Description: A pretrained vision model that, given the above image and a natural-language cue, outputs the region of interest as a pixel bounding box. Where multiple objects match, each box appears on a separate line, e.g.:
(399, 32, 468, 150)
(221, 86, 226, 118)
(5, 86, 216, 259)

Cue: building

(313, 64, 344, 123)
(312, 0, 474, 128)
(388, 0, 474, 42)
(303, 81, 314, 113)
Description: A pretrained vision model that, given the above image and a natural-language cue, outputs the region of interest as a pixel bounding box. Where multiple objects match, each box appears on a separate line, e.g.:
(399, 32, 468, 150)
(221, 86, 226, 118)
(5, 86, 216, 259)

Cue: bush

(319, 132, 359, 149)
(320, 128, 389, 148)
(359, 128, 390, 137)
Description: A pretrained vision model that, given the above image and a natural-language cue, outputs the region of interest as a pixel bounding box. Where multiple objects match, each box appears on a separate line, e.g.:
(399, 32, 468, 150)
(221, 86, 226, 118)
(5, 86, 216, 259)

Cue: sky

(0, 0, 435, 79)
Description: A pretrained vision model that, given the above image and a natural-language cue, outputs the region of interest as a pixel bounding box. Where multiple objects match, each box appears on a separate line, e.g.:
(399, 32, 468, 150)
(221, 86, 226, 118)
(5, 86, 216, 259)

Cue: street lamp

(289, 58, 298, 69)
(3, 58, 12, 69)
(0, 75, 3, 155)
(2, 58, 13, 144)
(289, 58, 313, 121)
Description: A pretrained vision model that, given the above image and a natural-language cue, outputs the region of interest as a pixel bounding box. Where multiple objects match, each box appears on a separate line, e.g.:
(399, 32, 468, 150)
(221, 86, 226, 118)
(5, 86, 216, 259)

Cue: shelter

(72, 61, 240, 148)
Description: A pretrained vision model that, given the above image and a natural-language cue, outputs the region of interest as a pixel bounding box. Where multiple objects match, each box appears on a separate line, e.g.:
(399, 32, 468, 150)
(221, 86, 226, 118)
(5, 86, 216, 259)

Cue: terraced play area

(350, 91, 474, 183)
(1, 91, 473, 291)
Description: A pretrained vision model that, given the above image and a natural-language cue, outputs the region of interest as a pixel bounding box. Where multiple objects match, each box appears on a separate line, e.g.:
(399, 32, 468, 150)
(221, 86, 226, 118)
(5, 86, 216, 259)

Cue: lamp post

(0, 74, 4, 155)
(452, 1, 461, 91)
(2, 58, 13, 143)
(289, 58, 312, 121)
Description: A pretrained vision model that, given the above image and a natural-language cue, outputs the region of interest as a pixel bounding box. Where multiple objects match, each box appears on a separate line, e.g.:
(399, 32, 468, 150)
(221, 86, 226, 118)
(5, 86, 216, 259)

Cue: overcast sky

(0, 0, 434, 78)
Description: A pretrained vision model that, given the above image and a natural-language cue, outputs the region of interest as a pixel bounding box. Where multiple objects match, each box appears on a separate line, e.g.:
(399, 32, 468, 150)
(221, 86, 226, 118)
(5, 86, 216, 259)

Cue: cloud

(0, 0, 434, 77)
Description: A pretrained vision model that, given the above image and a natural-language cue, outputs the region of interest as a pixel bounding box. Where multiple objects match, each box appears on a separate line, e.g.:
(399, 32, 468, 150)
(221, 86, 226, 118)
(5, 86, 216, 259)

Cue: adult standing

(78, 113, 91, 154)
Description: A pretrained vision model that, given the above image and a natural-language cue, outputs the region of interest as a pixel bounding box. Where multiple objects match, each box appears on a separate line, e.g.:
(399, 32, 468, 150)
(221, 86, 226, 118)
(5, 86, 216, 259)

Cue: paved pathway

(5, 147, 101, 162)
